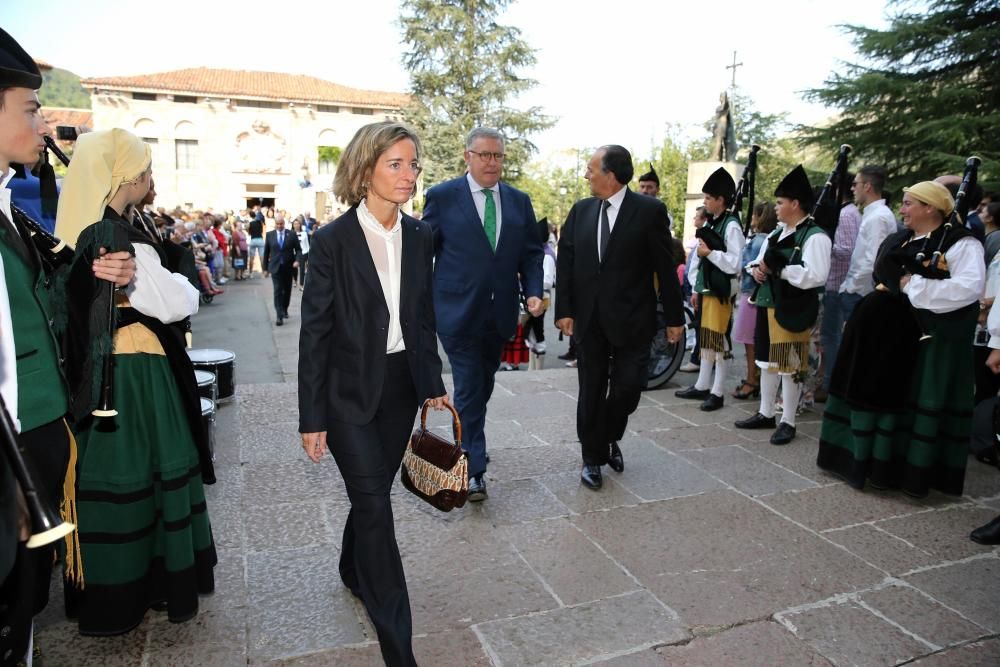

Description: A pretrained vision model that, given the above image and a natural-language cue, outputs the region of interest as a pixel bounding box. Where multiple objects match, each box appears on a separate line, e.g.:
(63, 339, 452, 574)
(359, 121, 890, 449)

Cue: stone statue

(710, 91, 738, 162)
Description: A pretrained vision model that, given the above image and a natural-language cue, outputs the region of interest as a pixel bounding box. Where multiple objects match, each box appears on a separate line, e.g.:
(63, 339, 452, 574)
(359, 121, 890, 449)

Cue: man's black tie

(599, 199, 610, 261)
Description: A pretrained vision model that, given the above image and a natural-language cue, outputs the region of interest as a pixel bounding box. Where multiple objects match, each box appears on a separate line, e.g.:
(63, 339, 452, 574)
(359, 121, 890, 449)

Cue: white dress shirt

(2, 170, 22, 429)
(467, 173, 502, 244)
(903, 236, 984, 314)
(0, 252, 16, 432)
(750, 220, 833, 289)
(840, 199, 898, 296)
(357, 199, 405, 353)
(596, 185, 628, 259)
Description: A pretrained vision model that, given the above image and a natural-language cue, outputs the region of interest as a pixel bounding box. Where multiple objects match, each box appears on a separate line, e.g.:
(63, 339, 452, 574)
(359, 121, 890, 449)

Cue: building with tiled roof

(81, 67, 408, 109)
(82, 67, 409, 213)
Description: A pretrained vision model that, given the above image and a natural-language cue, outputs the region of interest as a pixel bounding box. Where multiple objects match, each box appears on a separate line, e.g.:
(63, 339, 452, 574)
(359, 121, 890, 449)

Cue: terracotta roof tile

(41, 107, 93, 128)
(80, 67, 408, 108)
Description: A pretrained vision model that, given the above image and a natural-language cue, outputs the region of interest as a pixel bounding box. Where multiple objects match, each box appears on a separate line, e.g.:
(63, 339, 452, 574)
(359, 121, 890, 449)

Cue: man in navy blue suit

(423, 127, 544, 501)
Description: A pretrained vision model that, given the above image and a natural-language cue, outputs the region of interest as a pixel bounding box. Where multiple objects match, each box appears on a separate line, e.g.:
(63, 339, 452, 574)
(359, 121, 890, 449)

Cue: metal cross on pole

(726, 50, 743, 89)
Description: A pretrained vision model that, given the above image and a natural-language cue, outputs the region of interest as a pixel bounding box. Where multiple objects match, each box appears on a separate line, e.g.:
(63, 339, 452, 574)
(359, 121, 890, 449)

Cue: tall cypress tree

(400, 0, 553, 187)
(802, 0, 1000, 192)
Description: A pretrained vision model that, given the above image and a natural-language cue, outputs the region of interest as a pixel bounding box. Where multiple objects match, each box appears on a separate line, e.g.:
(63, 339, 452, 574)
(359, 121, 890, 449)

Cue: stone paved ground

(33, 280, 1000, 666)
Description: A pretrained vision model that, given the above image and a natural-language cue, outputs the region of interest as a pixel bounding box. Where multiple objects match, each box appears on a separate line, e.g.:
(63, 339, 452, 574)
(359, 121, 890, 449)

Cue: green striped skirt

(817, 306, 976, 497)
(69, 353, 216, 635)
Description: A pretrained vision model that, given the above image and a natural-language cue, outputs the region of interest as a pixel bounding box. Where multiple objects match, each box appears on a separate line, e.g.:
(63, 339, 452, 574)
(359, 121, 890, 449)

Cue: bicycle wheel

(645, 305, 692, 390)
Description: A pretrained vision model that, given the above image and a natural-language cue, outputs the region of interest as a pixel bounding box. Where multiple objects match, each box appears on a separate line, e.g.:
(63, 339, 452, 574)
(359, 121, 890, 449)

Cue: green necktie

(483, 189, 497, 251)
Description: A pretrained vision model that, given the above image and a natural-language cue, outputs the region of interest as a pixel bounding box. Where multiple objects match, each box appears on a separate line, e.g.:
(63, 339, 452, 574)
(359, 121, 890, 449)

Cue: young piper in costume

(675, 167, 745, 411)
(736, 165, 831, 444)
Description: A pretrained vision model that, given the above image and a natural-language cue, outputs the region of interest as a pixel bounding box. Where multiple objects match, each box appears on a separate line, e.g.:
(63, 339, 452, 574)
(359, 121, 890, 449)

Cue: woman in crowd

(292, 216, 310, 288)
(298, 120, 449, 667)
(230, 218, 248, 280)
(55, 128, 217, 635)
(817, 181, 984, 497)
(731, 201, 776, 399)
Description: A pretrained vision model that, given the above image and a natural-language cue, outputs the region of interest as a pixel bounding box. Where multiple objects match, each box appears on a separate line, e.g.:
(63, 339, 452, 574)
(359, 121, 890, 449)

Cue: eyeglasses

(469, 150, 506, 162)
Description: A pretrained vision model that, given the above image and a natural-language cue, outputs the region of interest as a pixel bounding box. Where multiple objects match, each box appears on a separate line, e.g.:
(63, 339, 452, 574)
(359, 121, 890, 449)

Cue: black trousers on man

(271, 264, 294, 318)
(327, 352, 419, 667)
(0, 418, 69, 666)
(576, 319, 650, 466)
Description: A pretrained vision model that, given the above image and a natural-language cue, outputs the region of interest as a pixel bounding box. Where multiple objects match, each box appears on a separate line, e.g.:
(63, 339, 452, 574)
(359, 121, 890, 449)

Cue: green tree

(39, 67, 90, 109)
(801, 0, 1000, 193)
(400, 0, 553, 187)
(639, 125, 690, 234)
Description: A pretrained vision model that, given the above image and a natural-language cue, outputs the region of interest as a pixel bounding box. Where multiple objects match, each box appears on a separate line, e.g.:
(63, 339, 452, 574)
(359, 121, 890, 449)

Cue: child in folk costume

(735, 166, 832, 445)
(675, 167, 745, 410)
(56, 129, 216, 635)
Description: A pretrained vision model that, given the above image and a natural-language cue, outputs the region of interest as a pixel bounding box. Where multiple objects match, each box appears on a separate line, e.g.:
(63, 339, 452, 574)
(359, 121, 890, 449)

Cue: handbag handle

(419, 399, 462, 446)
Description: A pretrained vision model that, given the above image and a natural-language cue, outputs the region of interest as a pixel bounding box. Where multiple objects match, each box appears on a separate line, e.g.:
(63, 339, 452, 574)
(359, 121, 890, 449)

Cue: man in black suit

(263, 214, 302, 325)
(556, 145, 685, 490)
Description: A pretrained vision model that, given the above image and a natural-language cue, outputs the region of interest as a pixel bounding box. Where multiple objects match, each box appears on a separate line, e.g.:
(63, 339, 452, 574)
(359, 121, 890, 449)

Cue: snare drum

(200, 397, 216, 460)
(195, 369, 217, 403)
(188, 349, 236, 403)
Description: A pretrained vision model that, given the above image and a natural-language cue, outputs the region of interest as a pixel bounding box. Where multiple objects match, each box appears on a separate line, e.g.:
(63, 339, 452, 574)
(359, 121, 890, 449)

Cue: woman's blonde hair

(333, 121, 422, 207)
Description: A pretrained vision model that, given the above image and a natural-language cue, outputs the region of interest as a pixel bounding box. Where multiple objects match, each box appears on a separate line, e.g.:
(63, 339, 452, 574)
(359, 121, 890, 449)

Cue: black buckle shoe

(734, 412, 777, 429)
(608, 442, 624, 473)
(468, 474, 487, 502)
(770, 422, 796, 445)
(675, 386, 711, 400)
(700, 393, 724, 411)
(581, 464, 603, 490)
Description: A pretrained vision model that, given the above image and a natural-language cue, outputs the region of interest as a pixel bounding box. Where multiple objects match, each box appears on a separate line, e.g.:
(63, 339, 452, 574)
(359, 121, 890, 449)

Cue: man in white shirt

(820, 165, 898, 396)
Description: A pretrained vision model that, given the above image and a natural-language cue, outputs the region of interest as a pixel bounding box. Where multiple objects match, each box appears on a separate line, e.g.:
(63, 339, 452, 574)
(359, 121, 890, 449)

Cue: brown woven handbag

(401, 400, 468, 512)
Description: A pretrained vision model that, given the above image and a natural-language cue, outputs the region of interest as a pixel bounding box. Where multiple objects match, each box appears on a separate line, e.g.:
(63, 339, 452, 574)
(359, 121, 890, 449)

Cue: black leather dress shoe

(970, 515, 1000, 545)
(770, 422, 796, 445)
(276, 317, 284, 326)
(700, 393, 724, 412)
(608, 442, 624, 473)
(734, 412, 777, 429)
(675, 386, 711, 400)
(468, 473, 487, 502)
(580, 465, 603, 490)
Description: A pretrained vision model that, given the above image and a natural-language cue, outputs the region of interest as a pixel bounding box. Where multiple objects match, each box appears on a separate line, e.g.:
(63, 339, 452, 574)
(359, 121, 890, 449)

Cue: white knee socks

(695, 358, 715, 391)
(711, 357, 729, 397)
(780, 376, 801, 426)
(759, 371, 779, 418)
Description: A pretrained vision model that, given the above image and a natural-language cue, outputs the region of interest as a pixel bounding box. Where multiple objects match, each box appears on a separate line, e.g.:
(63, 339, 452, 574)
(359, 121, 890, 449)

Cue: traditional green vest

(694, 213, 739, 296)
(0, 229, 69, 431)
(754, 223, 827, 309)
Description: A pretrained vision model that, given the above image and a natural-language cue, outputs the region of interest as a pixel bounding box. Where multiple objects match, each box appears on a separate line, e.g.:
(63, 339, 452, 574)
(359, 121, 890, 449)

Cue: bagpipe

(695, 145, 761, 299)
(16, 135, 119, 418)
(887, 156, 982, 282)
(750, 144, 852, 332)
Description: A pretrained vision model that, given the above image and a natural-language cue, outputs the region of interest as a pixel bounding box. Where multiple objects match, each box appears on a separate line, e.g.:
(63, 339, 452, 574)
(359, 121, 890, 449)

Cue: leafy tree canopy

(400, 0, 553, 187)
(801, 0, 1000, 192)
(39, 67, 90, 109)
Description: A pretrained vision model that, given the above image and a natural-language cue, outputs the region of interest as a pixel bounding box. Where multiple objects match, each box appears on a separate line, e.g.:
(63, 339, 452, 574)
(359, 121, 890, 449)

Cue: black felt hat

(774, 164, 814, 210)
(701, 167, 736, 198)
(638, 163, 659, 185)
(0, 29, 41, 89)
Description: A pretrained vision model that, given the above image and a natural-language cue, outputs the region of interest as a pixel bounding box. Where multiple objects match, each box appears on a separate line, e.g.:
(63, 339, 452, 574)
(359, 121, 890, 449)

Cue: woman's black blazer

(298, 207, 446, 430)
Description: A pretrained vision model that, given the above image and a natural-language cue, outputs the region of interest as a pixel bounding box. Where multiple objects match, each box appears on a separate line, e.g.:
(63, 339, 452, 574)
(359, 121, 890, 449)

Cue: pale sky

(6, 0, 893, 161)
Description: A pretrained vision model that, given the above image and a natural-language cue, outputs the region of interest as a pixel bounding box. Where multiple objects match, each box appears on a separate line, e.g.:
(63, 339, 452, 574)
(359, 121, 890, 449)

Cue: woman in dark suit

(298, 121, 448, 667)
